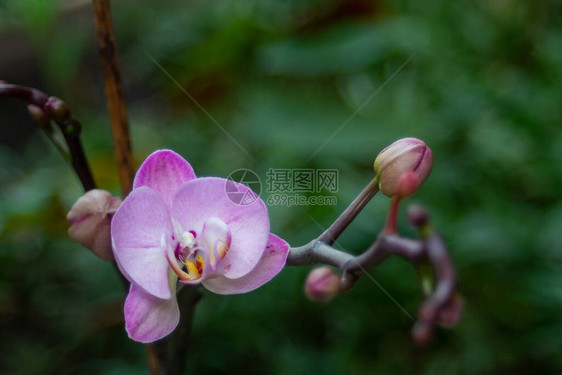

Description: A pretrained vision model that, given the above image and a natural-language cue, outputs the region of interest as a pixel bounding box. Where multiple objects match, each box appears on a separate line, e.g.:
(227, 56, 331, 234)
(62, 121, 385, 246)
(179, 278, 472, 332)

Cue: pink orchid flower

(111, 150, 290, 343)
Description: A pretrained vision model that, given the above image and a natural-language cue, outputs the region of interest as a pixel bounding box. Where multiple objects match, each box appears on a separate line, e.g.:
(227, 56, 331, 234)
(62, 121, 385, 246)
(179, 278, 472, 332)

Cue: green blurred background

(1, 0, 561, 374)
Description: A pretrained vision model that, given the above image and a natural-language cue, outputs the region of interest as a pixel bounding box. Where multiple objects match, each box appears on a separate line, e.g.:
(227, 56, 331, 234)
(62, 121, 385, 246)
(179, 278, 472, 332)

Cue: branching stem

(317, 177, 379, 245)
(0, 83, 96, 191)
(287, 177, 458, 344)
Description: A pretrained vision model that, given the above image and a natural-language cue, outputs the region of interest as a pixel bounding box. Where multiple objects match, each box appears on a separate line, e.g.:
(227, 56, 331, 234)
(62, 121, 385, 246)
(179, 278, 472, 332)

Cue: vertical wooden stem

(91, 0, 134, 195)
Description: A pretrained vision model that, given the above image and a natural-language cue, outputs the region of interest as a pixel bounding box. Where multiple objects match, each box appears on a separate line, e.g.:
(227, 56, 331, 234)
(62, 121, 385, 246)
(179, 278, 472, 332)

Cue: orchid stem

(90, 1, 200, 373)
(317, 177, 379, 246)
(163, 286, 202, 375)
(147, 286, 202, 375)
(91, 0, 135, 196)
(382, 196, 401, 235)
(287, 177, 457, 344)
(0, 83, 96, 191)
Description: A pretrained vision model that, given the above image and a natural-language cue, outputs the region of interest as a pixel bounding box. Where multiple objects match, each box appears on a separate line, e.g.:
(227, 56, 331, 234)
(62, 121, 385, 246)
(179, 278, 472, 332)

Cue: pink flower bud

(374, 138, 433, 197)
(407, 204, 429, 228)
(438, 296, 463, 326)
(27, 104, 50, 128)
(395, 171, 419, 198)
(67, 189, 122, 261)
(44, 96, 70, 123)
(304, 267, 340, 302)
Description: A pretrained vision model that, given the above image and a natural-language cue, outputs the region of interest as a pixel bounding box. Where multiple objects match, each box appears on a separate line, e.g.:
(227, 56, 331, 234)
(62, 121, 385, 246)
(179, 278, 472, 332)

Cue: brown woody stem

(91, 0, 134, 195)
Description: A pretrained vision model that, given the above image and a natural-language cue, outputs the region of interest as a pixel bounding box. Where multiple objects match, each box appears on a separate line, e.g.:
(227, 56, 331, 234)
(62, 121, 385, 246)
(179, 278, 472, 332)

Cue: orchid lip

(166, 217, 232, 283)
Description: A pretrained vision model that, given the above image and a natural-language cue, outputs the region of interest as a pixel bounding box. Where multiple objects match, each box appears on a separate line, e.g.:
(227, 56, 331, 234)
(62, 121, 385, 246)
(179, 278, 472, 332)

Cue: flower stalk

(91, 0, 134, 196)
(317, 177, 380, 245)
(287, 202, 456, 344)
(286, 139, 459, 344)
(0, 83, 96, 191)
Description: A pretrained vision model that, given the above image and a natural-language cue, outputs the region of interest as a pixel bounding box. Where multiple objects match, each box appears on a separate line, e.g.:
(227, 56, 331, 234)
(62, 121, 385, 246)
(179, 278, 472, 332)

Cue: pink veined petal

(202, 233, 289, 295)
(172, 177, 270, 279)
(124, 282, 179, 343)
(111, 186, 173, 299)
(133, 149, 196, 208)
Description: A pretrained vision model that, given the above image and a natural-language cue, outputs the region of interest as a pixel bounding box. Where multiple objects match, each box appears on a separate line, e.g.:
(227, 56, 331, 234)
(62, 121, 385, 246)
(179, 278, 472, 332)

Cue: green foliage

(1, 0, 562, 373)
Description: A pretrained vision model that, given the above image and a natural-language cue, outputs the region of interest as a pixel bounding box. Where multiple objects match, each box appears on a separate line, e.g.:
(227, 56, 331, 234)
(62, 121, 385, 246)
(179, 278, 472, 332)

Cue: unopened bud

(438, 296, 463, 326)
(67, 189, 122, 261)
(304, 267, 340, 302)
(27, 104, 50, 128)
(395, 171, 418, 198)
(44, 96, 70, 123)
(407, 204, 429, 228)
(374, 138, 433, 197)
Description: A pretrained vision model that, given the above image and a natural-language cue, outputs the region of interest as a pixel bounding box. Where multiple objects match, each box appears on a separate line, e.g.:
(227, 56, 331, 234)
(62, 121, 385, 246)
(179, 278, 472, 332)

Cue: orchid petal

(112, 186, 172, 299)
(172, 178, 269, 279)
(202, 217, 231, 266)
(202, 233, 289, 294)
(124, 282, 179, 343)
(133, 149, 196, 208)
